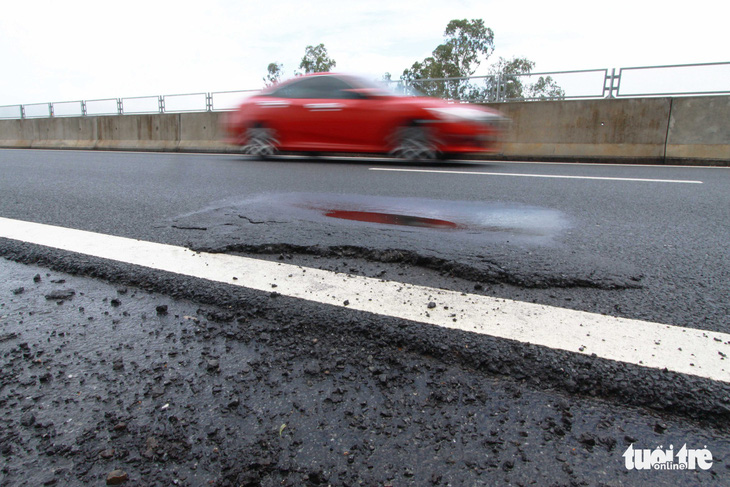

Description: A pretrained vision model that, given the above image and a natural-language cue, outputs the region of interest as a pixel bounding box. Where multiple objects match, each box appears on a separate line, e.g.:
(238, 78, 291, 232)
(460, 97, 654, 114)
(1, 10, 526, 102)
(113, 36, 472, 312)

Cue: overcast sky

(0, 0, 726, 105)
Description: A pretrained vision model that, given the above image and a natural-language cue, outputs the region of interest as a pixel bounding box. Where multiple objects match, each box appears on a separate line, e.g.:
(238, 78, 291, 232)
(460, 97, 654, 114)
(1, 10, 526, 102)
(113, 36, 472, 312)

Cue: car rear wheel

(390, 125, 438, 161)
(242, 125, 278, 158)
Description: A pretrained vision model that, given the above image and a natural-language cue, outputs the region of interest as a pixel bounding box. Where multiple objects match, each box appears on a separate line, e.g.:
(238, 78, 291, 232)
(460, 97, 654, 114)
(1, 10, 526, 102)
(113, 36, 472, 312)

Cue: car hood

(393, 96, 506, 120)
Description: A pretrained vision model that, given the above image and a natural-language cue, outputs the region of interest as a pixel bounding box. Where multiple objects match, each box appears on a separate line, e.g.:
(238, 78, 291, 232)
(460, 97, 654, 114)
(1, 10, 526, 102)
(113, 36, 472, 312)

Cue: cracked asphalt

(1, 149, 730, 485)
(2, 258, 729, 486)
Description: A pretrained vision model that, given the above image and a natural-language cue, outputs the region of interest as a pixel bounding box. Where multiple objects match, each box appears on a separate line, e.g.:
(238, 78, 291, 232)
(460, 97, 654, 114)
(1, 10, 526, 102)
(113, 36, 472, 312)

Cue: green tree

(401, 20, 564, 102)
(402, 19, 495, 99)
(525, 75, 565, 100)
(263, 62, 283, 87)
(298, 43, 336, 74)
(486, 56, 535, 100)
(474, 56, 565, 101)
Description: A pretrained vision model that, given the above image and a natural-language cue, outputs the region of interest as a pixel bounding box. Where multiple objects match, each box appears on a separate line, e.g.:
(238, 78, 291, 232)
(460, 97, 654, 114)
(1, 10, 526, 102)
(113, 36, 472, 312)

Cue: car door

(256, 78, 316, 149)
(257, 75, 384, 151)
(269, 76, 385, 151)
(292, 76, 352, 148)
(297, 76, 389, 151)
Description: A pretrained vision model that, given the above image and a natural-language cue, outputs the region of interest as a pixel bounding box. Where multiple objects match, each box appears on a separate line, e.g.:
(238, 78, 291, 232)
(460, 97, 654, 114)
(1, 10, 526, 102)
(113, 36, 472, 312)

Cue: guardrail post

(158, 96, 165, 114)
(20, 105, 25, 119)
(206, 93, 213, 111)
(604, 69, 621, 98)
(81, 100, 87, 116)
(49, 103, 54, 118)
(613, 69, 622, 97)
(117, 98, 123, 115)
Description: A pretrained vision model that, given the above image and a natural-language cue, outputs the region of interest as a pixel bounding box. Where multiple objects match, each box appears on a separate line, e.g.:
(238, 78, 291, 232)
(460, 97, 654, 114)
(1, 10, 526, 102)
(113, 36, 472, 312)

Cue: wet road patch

(168, 192, 644, 290)
(324, 209, 462, 229)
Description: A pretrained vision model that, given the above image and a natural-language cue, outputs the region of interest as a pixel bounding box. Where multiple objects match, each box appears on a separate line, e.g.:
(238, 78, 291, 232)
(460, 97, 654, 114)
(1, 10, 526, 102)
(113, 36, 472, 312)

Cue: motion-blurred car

(224, 73, 506, 160)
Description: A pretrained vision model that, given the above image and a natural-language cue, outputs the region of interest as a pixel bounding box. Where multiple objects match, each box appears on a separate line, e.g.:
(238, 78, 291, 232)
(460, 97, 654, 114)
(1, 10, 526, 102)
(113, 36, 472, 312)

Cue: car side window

(270, 76, 359, 99)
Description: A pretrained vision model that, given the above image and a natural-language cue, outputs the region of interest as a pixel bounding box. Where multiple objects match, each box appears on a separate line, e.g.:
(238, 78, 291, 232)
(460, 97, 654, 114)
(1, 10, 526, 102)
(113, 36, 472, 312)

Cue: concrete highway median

(1, 96, 729, 165)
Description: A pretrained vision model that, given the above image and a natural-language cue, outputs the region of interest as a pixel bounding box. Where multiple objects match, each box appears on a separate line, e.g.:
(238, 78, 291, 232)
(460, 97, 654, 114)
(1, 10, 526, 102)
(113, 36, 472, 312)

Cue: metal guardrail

(395, 62, 730, 102)
(612, 62, 730, 98)
(0, 89, 259, 120)
(393, 68, 609, 102)
(0, 62, 727, 120)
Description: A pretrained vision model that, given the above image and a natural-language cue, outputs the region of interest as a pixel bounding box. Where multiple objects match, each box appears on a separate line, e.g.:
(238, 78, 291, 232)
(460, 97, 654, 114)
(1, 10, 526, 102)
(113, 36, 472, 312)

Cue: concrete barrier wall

(1, 96, 728, 164)
(0, 113, 234, 153)
(665, 96, 730, 163)
(482, 98, 673, 163)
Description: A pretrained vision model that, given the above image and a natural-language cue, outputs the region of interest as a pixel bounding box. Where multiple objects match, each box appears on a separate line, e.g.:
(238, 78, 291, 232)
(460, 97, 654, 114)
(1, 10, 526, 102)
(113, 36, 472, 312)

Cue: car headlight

(425, 106, 502, 122)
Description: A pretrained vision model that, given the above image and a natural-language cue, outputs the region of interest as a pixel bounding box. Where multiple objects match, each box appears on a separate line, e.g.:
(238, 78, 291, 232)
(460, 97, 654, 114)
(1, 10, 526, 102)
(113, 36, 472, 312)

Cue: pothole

(324, 210, 462, 229)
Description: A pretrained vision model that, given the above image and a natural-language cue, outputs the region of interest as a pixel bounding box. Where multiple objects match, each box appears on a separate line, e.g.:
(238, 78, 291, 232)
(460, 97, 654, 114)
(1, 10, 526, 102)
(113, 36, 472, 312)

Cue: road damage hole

(168, 193, 644, 289)
(324, 210, 462, 229)
(170, 192, 572, 245)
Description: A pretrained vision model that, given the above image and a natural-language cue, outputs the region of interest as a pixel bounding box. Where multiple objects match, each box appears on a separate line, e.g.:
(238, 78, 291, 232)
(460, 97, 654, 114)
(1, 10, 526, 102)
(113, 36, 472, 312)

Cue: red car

(224, 73, 506, 160)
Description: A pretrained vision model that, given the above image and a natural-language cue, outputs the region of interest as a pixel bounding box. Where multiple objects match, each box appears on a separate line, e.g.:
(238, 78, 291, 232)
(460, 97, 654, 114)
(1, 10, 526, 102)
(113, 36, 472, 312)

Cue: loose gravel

(1, 258, 728, 486)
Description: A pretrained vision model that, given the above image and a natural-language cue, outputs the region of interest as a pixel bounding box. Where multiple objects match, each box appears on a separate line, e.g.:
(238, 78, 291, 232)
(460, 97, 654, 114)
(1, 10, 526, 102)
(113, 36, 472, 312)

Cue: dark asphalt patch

(193, 242, 642, 291)
(1, 239, 728, 423)
(1, 257, 728, 486)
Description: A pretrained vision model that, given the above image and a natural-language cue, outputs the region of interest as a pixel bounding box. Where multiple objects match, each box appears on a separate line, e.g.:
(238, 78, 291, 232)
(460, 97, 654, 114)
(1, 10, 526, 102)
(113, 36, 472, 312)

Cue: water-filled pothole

(324, 210, 462, 229)
(172, 192, 571, 246)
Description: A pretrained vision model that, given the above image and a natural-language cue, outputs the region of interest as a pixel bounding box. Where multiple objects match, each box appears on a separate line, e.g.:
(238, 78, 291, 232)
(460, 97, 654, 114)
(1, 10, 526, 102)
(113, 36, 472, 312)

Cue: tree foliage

(263, 62, 283, 87)
(400, 20, 564, 102)
(525, 75, 565, 100)
(263, 43, 337, 87)
(475, 56, 566, 101)
(486, 57, 535, 100)
(298, 43, 336, 74)
(402, 19, 494, 99)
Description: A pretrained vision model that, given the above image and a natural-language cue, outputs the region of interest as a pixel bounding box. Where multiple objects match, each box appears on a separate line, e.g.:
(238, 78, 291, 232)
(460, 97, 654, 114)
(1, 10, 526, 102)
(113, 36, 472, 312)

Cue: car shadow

(241, 153, 500, 169)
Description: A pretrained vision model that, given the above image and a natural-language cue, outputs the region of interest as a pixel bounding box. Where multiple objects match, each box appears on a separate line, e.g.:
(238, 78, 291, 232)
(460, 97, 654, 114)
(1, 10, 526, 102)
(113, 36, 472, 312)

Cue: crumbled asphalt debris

(0, 332, 18, 343)
(206, 358, 221, 372)
(19, 412, 35, 427)
(194, 242, 643, 291)
(44, 289, 75, 301)
(0, 258, 728, 486)
(171, 224, 208, 231)
(112, 358, 124, 370)
(105, 469, 129, 485)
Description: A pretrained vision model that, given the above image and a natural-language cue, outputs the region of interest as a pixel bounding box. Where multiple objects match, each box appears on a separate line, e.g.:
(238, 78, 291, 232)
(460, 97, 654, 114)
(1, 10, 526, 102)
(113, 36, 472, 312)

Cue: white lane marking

(369, 167, 704, 184)
(483, 159, 730, 170)
(1, 216, 728, 382)
(3, 148, 727, 172)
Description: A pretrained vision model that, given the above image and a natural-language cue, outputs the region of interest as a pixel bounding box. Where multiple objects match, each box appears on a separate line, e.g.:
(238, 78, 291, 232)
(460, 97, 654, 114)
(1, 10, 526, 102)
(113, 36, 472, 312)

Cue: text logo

(623, 444, 713, 470)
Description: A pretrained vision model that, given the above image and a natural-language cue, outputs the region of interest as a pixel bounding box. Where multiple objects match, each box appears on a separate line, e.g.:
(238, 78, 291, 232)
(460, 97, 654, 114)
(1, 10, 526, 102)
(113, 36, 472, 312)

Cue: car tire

(390, 125, 439, 161)
(242, 125, 278, 158)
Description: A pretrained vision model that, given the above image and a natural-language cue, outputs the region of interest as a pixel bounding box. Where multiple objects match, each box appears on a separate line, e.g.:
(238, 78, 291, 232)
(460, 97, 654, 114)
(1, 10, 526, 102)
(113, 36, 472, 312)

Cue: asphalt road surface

(1, 148, 729, 486)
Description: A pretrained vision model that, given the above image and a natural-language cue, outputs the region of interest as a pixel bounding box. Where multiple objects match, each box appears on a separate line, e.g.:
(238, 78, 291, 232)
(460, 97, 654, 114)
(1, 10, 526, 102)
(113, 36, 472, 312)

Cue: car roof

(261, 72, 361, 96)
